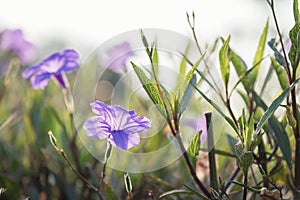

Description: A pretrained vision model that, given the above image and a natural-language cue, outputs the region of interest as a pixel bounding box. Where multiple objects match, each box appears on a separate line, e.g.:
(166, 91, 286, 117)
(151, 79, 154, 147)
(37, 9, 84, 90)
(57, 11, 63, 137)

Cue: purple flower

(22, 49, 80, 89)
(103, 42, 135, 73)
(0, 29, 37, 65)
(184, 113, 207, 146)
(83, 100, 151, 150)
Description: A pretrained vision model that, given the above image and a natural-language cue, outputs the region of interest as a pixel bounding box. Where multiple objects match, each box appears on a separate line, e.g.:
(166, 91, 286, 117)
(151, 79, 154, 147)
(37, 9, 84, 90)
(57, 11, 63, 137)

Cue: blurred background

(0, 0, 295, 199)
(0, 0, 293, 63)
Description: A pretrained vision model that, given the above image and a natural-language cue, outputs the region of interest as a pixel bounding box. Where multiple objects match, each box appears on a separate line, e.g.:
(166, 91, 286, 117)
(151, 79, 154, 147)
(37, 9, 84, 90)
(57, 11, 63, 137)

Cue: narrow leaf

(271, 58, 289, 90)
(230, 49, 250, 92)
(294, 0, 300, 23)
(187, 130, 202, 167)
(268, 38, 286, 67)
(254, 78, 299, 136)
(250, 20, 269, 85)
(152, 45, 159, 77)
(288, 23, 300, 69)
(180, 53, 206, 96)
(178, 74, 197, 117)
(245, 115, 254, 151)
(226, 134, 238, 155)
(252, 91, 293, 169)
(219, 36, 231, 88)
(193, 86, 239, 135)
(131, 62, 166, 116)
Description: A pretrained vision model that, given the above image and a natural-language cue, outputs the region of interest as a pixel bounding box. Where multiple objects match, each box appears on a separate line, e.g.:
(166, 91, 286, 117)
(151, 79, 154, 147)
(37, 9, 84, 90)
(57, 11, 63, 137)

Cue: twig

(48, 131, 104, 200)
(175, 133, 212, 199)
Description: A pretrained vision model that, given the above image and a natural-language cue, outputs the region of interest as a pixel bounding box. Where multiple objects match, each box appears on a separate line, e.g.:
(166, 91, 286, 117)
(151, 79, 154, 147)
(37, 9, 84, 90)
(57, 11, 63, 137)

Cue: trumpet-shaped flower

(104, 42, 135, 73)
(22, 49, 79, 89)
(0, 29, 36, 65)
(83, 100, 151, 150)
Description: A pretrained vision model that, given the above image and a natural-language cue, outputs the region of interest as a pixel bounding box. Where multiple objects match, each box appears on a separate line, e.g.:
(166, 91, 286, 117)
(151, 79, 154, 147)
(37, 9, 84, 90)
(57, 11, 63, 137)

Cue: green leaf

(239, 151, 253, 174)
(288, 23, 300, 69)
(250, 20, 269, 85)
(187, 130, 202, 167)
(230, 49, 250, 93)
(268, 38, 286, 67)
(252, 91, 293, 169)
(294, 0, 300, 23)
(179, 53, 205, 96)
(271, 58, 289, 90)
(140, 29, 151, 56)
(254, 78, 299, 137)
(226, 133, 238, 154)
(245, 115, 254, 151)
(131, 62, 166, 116)
(177, 45, 190, 88)
(230, 58, 264, 97)
(219, 36, 231, 88)
(193, 86, 239, 135)
(152, 45, 159, 77)
(178, 74, 197, 117)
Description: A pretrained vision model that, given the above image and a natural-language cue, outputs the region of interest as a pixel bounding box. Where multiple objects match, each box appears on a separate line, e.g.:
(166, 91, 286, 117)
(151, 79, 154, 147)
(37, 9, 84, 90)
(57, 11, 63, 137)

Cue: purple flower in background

(104, 42, 135, 73)
(83, 100, 151, 150)
(184, 113, 208, 146)
(0, 29, 37, 65)
(22, 49, 79, 89)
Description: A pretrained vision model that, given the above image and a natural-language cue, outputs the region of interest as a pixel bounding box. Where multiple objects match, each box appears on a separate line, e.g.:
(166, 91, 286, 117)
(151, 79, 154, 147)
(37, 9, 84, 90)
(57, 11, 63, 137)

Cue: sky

(0, 0, 294, 63)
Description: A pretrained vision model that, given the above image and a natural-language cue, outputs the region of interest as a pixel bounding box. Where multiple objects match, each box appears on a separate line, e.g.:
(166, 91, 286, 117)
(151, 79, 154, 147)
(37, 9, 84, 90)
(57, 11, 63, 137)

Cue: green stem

(242, 170, 248, 200)
(206, 113, 218, 191)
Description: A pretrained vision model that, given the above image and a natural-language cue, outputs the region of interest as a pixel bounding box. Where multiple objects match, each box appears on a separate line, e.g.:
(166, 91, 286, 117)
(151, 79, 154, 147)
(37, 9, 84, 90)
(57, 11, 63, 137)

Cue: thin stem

(175, 133, 212, 199)
(242, 170, 248, 200)
(48, 131, 104, 200)
(267, 0, 291, 80)
(224, 166, 240, 191)
(187, 12, 224, 99)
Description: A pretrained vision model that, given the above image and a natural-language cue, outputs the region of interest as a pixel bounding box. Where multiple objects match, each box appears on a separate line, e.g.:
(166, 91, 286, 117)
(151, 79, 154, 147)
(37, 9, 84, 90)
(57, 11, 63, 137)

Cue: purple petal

(105, 42, 135, 73)
(53, 74, 67, 88)
(22, 64, 41, 79)
(90, 100, 114, 125)
(83, 116, 110, 139)
(109, 130, 140, 150)
(197, 114, 207, 144)
(30, 73, 51, 89)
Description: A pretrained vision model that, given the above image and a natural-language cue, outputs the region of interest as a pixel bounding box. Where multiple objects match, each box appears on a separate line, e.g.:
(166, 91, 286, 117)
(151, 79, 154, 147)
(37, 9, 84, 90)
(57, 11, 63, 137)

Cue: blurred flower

(83, 100, 151, 150)
(184, 113, 207, 146)
(104, 42, 135, 73)
(0, 29, 37, 65)
(284, 38, 292, 53)
(22, 49, 79, 89)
